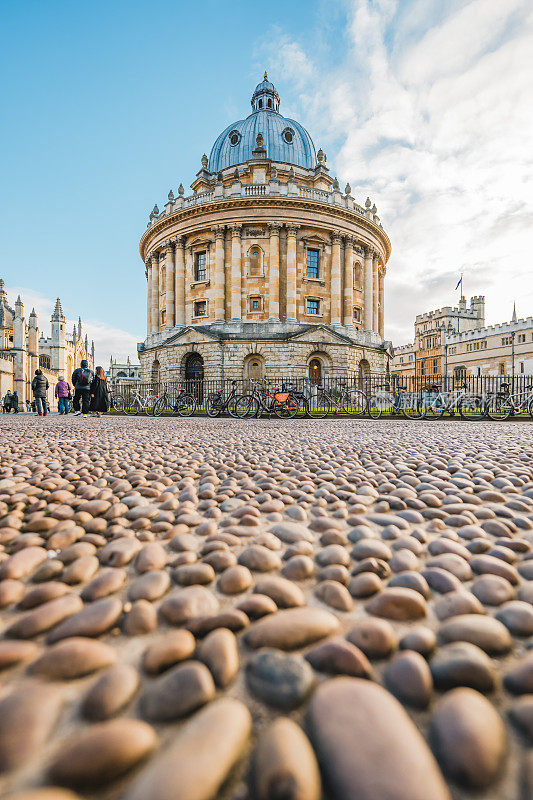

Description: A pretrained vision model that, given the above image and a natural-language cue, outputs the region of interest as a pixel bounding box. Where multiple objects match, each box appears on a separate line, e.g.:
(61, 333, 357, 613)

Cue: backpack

(80, 368, 93, 387)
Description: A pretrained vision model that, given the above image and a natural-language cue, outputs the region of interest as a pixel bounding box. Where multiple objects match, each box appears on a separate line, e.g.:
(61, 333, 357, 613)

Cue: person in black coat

(89, 366, 110, 416)
(71, 359, 95, 416)
(31, 370, 49, 416)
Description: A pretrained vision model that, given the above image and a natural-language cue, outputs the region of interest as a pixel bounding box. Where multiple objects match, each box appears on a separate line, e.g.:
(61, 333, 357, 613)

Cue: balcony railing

(148, 181, 382, 228)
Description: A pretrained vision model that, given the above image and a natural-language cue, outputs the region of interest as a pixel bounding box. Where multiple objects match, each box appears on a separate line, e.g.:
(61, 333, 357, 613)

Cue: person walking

(25, 399, 31, 413)
(2, 392, 12, 413)
(71, 360, 94, 417)
(90, 366, 110, 417)
(55, 376, 71, 415)
(31, 369, 49, 416)
(11, 391, 19, 413)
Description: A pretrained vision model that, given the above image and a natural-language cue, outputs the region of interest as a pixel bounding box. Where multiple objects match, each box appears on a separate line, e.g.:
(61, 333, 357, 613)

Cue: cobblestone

(0, 414, 532, 798)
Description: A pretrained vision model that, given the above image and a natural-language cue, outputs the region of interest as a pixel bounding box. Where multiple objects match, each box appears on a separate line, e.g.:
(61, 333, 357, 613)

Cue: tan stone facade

(391, 295, 485, 380)
(447, 315, 533, 377)
(0, 282, 94, 408)
(138, 78, 392, 383)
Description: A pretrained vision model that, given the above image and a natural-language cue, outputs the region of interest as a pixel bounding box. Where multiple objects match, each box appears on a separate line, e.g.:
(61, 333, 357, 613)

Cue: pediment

(166, 326, 219, 345)
(300, 232, 330, 247)
(289, 326, 351, 345)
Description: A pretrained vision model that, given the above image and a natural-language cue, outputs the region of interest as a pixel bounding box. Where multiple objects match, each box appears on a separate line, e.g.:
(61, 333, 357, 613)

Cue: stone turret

(27, 309, 39, 378)
(50, 297, 66, 372)
(12, 298, 27, 403)
(78, 317, 82, 341)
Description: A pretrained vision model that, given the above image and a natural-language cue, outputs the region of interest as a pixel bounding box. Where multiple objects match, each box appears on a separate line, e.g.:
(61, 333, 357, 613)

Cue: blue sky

(1, 0, 532, 361)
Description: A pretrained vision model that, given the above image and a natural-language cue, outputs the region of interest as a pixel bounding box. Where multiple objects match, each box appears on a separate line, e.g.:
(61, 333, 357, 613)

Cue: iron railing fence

(110, 374, 533, 417)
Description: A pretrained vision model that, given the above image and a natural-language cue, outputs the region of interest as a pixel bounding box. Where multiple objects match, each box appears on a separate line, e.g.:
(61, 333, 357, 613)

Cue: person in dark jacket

(71, 359, 94, 416)
(3, 392, 12, 413)
(11, 391, 19, 413)
(90, 366, 110, 416)
(31, 369, 49, 416)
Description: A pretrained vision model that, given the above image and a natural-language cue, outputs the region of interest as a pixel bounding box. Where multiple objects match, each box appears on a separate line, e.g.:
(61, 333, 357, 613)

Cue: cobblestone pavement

(0, 414, 532, 800)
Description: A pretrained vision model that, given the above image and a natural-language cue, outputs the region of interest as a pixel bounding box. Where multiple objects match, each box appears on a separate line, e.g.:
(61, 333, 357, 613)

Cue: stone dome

(208, 75, 317, 173)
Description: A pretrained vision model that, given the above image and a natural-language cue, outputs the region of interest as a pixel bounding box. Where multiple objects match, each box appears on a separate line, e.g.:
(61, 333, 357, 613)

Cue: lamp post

(511, 330, 515, 390)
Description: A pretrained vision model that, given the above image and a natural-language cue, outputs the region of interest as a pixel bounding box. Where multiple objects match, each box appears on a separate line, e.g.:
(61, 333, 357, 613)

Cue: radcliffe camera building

(138, 75, 392, 384)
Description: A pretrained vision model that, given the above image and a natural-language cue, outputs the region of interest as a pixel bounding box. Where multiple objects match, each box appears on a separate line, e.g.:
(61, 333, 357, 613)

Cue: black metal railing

(109, 374, 533, 419)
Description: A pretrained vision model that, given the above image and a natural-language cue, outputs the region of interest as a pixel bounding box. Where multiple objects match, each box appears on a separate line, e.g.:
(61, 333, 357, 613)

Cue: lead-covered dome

(208, 74, 317, 173)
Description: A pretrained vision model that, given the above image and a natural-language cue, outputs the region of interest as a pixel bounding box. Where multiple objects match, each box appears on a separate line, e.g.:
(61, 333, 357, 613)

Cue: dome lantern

(208, 75, 317, 172)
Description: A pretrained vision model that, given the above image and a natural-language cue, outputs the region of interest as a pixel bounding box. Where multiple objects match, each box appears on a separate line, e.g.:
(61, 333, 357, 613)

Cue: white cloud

(3, 284, 140, 366)
(256, 0, 533, 342)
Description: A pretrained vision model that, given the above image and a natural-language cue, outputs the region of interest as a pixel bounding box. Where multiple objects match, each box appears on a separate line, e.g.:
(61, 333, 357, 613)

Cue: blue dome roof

(208, 77, 317, 173)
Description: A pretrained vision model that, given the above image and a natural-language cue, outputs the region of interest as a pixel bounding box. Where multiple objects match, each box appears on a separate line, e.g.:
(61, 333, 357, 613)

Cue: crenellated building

(138, 75, 392, 384)
(0, 280, 94, 406)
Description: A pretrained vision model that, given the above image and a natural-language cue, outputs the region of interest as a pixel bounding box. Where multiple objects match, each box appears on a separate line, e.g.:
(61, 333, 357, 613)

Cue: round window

(229, 130, 241, 146)
(282, 128, 294, 144)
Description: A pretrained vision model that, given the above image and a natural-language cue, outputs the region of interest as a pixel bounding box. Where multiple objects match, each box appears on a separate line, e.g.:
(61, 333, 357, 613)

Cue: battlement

(447, 316, 533, 342)
(415, 295, 485, 325)
(393, 343, 414, 354)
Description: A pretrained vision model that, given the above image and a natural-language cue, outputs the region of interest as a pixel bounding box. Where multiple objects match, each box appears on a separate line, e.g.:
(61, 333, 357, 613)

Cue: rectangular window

(521, 362, 525, 373)
(518, 334, 526, 343)
(306, 298, 319, 315)
(499, 363, 505, 375)
(306, 249, 319, 279)
(250, 296, 261, 311)
(194, 300, 207, 317)
(161, 310, 166, 325)
(353, 307, 361, 323)
(195, 252, 207, 282)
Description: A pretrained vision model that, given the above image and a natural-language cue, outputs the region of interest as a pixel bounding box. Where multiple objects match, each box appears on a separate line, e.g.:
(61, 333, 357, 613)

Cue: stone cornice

(140, 196, 391, 263)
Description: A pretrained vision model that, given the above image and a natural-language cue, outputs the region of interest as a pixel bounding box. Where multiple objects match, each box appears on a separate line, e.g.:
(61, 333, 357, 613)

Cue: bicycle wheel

(112, 395, 125, 413)
(307, 389, 332, 418)
(402, 394, 424, 420)
(487, 395, 513, 421)
(230, 395, 253, 418)
(342, 389, 367, 417)
(459, 395, 486, 421)
(274, 396, 299, 418)
(422, 398, 445, 419)
(528, 398, 533, 419)
(153, 397, 172, 417)
(206, 395, 222, 417)
(176, 394, 197, 417)
(367, 394, 383, 419)
(122, 396, 137, 415)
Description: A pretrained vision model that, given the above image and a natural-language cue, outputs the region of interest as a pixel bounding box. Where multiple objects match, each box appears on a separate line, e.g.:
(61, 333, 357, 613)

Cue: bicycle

(205, 381, 248, 418)
(323, 382, 367, 417)
(236, 380, 300, 419)
(118, 388, 158, 415)
(367, 385, 424, 419)
(152, 386, 197, 417)
(486, 382, 533, 421)
(422, 383, 487, 421)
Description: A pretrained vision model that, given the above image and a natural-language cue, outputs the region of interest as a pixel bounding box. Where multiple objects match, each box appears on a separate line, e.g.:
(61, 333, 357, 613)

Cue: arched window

(151, 359, 160, 386)
(267, 98, 272, 108)
(39, 355, 51, 369)
(309, 358, 321, 384)
(258, 99, 262, 108)
(249, 246, 263, 276)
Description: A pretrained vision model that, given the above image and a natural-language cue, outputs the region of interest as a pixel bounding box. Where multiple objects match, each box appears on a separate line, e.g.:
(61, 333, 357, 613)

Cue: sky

(1, 0, 532, 361)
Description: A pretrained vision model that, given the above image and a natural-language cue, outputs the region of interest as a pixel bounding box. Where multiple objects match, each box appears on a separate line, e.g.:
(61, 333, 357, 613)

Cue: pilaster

(214, 226, 226, 322)
(165, 241, 175, 328)
(330, 231, 342, 325)
(285, 224, 299, 321)
(363, 246, 374, 331)
(230, 224, 242, 320)
(268, 223, 281, 320)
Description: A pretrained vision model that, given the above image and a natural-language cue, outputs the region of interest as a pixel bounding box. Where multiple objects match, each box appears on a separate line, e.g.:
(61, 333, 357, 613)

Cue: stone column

(285, 225, 299, 321)
(378, 269, 385, 338)
(231, 224, 242, 320)
(268, 223, 281, 320)
(174, 238, 185, 327)
(146, 259, 152, 335)
(165, 241, 175, 328)
(330, 232, 342, 325)
(214, 226, 226, 322)
(373, 253, 379, 332)
(363, 246, 373, 331)
(185, 247, 193, 325)
(151, 251, 160, 333)
(344, 236, 354, 327)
